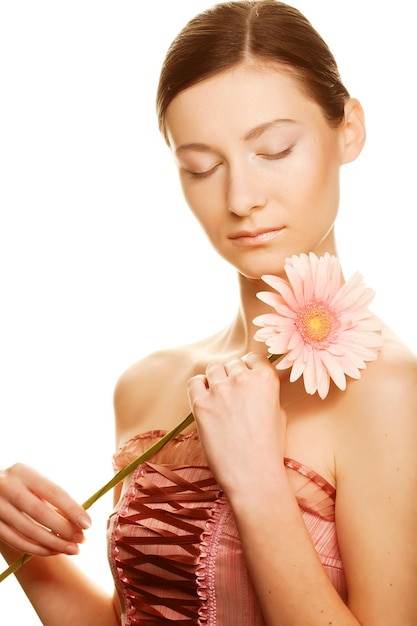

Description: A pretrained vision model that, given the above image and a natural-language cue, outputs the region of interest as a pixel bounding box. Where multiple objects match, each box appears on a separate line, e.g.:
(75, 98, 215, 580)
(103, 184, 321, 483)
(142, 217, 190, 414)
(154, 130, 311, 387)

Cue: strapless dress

(108, 430, 345, 625)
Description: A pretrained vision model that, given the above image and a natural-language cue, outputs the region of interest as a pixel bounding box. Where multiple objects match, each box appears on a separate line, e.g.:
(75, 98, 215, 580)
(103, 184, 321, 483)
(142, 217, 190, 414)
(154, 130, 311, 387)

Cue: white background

(0, 1, 415, 622)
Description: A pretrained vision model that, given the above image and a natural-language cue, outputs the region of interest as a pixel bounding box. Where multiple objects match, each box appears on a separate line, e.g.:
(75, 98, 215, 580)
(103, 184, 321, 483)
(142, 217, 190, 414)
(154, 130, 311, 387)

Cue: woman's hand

(0, 463, 91, 557)
(187, 352, 285, 493)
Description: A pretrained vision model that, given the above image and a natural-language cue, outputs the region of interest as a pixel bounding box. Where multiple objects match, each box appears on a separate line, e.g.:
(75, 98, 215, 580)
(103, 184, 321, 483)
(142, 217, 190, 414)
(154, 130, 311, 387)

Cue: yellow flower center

(297, 303, 336, 345)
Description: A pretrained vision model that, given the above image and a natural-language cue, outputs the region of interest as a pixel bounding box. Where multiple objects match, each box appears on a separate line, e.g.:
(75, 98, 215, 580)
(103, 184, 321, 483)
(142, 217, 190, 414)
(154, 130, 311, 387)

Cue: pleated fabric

(108, 431, 345, 625)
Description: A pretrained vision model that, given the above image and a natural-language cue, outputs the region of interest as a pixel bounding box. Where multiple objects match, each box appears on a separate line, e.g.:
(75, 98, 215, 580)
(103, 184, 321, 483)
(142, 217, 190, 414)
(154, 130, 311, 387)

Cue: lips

(229, 227, 285, 246)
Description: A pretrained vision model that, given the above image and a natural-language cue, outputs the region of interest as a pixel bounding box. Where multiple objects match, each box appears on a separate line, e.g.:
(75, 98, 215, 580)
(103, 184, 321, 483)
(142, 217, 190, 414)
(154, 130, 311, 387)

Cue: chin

(221, 244, 305, 280)
(236, 258, 288, 281)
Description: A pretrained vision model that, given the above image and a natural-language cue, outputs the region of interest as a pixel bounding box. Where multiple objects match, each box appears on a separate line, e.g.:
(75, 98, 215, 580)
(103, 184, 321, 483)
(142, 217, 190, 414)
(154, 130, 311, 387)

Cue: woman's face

(165, 62, 351, 280)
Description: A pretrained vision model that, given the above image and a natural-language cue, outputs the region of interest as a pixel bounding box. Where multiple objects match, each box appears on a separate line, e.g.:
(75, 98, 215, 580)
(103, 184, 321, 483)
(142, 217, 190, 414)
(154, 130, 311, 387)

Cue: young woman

(0, 1, 416, 624)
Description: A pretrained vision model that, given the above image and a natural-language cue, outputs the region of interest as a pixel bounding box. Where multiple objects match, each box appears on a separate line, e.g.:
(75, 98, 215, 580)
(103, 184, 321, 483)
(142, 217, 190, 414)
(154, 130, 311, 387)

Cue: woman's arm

(188, 351, 417, 625)
(1, 545, 119, 626)
(335, 354, 417, 624)
(0, 465, 119, 626)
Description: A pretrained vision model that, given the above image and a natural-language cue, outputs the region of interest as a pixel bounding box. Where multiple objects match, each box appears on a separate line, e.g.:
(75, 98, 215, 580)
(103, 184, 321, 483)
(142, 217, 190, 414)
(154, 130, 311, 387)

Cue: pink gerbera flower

(253, 252, 383, 399)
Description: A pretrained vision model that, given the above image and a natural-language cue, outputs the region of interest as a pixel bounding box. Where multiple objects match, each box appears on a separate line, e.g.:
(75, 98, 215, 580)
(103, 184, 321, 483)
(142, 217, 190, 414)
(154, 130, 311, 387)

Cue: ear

(340, 98, 366, 164)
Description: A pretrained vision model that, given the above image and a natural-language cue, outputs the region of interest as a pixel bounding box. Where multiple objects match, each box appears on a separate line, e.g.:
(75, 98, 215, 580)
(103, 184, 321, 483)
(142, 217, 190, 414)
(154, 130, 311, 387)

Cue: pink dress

(107, 430, 346, 625)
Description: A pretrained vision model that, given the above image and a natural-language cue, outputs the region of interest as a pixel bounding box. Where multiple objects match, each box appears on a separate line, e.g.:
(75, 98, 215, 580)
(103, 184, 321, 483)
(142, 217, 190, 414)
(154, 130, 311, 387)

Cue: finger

(205, 360, 228, 385)
(0, 517, 56, 556)
(187, 373, 208, 397)
(224, 357, 247, 376)
(0, 512, 81, 557)
(0, 464, 91, 530)
(4, 488, 84, 544)
(241, 351, 271, 369)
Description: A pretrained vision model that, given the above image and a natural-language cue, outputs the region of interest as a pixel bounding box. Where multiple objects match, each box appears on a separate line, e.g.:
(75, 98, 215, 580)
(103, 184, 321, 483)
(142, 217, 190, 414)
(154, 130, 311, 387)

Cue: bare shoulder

(112, 324, 240, 448)
(333, 323, 417, 495)
(336, 325, 417, 436)
(342, 325, 417, 483)
(334, 327, 417, 619)
(113, 345, 199, 447)
(114, 347, 188, 409)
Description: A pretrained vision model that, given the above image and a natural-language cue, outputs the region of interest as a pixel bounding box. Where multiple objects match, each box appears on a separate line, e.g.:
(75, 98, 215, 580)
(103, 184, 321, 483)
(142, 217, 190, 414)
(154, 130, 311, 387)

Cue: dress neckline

(115, 429, 336, 495)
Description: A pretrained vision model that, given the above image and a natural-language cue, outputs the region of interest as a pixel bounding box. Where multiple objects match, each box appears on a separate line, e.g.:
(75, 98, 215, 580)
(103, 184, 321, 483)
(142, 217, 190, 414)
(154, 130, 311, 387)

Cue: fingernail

(72, 532, 84, 543)
(78, 515, 91, 529)
(65, 544, 80, 555)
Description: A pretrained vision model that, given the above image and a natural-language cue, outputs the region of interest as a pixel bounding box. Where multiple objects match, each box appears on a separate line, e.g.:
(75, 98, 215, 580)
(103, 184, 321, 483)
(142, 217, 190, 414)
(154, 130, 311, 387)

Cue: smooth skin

(1, 61, 416, 625)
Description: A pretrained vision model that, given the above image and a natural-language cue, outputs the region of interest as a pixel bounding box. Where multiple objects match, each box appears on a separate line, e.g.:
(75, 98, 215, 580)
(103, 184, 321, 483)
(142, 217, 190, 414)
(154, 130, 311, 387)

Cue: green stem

(0, 412, 195, 583)
(0, 352, 280, 583)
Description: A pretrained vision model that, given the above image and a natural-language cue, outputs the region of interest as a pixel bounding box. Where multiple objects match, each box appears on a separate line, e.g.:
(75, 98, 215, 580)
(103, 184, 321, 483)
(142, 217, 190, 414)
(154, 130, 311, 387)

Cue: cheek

(179, 177, 200, 217)
(181, 185, 204, 221)
(180, 171, 224, 218)
(293, 141, 341, 213)
(180, 179, 222, 240)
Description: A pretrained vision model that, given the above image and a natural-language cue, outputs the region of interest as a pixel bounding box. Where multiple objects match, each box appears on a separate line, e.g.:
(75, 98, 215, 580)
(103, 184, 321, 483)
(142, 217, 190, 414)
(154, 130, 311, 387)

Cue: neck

(223, 240, 344, 356)
(213, 274, 278, 357)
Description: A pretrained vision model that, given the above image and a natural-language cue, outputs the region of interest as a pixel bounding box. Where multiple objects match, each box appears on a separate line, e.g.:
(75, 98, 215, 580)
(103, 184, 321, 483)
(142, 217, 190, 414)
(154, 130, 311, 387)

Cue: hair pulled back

(156, 0, 350, 141)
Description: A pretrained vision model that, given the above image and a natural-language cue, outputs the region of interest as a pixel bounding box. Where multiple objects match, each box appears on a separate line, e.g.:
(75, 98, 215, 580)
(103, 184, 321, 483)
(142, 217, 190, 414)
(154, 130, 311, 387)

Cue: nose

(226, 160, 266, 216)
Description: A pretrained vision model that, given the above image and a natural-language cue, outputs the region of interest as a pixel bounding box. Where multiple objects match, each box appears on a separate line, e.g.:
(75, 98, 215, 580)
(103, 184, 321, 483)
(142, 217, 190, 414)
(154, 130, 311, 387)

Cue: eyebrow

(244, 118, 296, 141)
(174, 118, 296, 154)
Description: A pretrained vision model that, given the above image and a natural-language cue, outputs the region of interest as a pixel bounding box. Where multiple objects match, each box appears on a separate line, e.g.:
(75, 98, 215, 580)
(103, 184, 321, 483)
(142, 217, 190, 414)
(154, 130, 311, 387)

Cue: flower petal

(260, 276, 299, 311)
(253, 253, 381, 398)
(320, 350, 347, 391)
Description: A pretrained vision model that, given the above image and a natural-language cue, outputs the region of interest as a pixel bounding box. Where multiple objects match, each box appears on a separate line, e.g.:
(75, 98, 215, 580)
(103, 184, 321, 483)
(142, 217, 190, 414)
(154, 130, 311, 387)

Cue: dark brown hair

(156, 0, 350, 141)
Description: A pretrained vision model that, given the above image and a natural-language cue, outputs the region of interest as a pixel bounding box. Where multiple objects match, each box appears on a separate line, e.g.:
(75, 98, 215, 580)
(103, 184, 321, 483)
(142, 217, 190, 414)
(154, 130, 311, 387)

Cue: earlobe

(340, 98, 366, 164)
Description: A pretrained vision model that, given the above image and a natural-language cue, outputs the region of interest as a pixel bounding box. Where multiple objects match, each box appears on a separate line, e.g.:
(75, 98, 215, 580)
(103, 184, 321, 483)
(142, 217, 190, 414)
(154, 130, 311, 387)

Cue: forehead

(164, 62, 323, 147)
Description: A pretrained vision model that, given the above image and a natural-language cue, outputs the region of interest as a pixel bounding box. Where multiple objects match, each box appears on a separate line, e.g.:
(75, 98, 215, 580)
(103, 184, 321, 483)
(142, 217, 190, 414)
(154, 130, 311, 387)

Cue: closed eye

(258, 147, 293, 160)
(186, 163, 222, 179)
